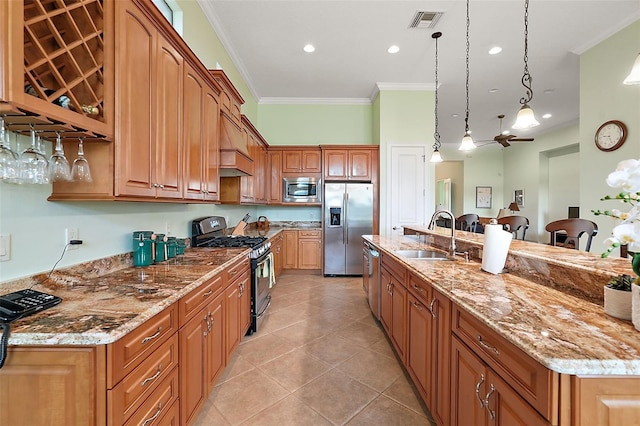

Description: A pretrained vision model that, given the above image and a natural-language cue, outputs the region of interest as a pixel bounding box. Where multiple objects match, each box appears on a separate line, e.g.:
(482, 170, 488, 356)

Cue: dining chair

(456, 213, 480, 233)
(497, 215, 529, 240)
(545, 218, 598, 252)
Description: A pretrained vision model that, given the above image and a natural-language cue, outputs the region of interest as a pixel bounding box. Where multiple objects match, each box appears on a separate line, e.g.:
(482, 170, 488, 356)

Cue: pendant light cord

(464, 0, 471, 135)
(520, 0, 533, 105)
(433, 32, 441, 151)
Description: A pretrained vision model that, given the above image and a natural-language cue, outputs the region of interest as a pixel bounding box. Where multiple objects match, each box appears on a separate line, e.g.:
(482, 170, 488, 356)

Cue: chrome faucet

(428, 209, 457, 256)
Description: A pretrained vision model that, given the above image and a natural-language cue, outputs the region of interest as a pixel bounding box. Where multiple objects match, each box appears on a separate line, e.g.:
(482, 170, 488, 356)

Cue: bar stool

(497, 215, 529, 240)
(545, 218, 598, 252)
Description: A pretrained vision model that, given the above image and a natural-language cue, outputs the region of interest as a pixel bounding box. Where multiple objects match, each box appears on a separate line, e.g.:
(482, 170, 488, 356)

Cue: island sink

(394, 249, 450, 260)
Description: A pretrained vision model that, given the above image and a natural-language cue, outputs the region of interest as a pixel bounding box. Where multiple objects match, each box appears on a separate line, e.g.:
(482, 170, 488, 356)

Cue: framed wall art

(515, 189, 524, 207)
(476, 186, 492, 209)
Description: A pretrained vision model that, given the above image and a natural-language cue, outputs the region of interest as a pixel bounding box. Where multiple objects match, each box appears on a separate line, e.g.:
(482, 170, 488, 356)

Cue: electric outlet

(65, 228, 79, 249)
(166, 222, 171, 236)
(0, 234, 11, 262)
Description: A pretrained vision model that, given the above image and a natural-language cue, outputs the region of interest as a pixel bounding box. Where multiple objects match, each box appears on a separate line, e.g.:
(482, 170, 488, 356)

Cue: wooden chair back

(497, 215, 529, 240)
(545, 218, 598, 252)
(456, 213, 480, 232)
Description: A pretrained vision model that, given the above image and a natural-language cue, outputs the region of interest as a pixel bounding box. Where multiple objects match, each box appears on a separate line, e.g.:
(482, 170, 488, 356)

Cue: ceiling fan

(480, 115, 535, 147)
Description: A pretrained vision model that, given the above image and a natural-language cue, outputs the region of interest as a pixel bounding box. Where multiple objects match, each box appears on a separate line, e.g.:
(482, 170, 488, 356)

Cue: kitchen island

(364, 227, 640, 425)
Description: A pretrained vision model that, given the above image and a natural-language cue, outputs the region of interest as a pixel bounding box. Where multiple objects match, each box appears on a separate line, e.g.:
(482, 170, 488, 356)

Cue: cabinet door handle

(475, 373, 485, 408)
(203, 315, 210, 336)
(142, 403, 163, 426)
(141, 327, 162, 344)
(428, 297, 438, 318)
(484, 384, 496, 420)
(477, 335, 500, 355)
(208, 312, 214, 327)
(411, 283, 425, 294)
(202, 289, 213, 297)
(141, 364, 162, 387)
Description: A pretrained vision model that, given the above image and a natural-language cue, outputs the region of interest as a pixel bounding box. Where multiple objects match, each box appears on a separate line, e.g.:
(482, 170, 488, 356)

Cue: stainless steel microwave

(282, 177, 321, 203)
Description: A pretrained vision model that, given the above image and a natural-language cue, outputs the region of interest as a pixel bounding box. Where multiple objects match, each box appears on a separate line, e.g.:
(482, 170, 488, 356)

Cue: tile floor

(194, 272, 436, 426)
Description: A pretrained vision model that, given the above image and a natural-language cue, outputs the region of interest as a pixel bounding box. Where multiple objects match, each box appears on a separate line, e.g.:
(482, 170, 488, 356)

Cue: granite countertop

(364, 231, 640, 375)
(4, 248, 249, 346)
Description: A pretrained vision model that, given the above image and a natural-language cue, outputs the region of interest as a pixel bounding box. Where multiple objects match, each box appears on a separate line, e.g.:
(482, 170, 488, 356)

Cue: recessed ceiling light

(542, 113, 552, 119)
(488, 46, 502, 55)
(451, 113, 460, 118)
(303, 44, 315, 53)
(488, 88, 498, 93)
(543, 89, 555, 94)
(387, 45, 400, 54)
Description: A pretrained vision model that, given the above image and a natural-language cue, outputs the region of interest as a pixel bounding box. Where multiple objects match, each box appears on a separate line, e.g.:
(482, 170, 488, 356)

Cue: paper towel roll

(482, 224, 513, 274)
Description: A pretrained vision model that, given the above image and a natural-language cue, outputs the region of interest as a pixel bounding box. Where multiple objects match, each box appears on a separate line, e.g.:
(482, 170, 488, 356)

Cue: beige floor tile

(259, 348, 332, 392)
(236, 333, 296, 366)
(337, 348, 404, 392)
(346, 395, 434, 425)
(368, 335, 397, 359)
(272, 318, 332, 346)
(293, 369, 378, 425)
(240, 395, 332, 426)
(257, 308, 305, 333)
(383, 374, 431, 417)
(193, 398, 231, 425)
(335, 319, 387, 348)
(211, 369, 289, 425)
(216, 352, 256, 384)
(302, 332, 365, 366)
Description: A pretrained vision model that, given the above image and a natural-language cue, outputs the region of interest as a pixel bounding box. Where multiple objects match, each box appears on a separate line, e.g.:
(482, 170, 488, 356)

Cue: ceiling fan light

(430, 149, 443, 163)
(459, 133, 476, 151)
(623, 53, 640, 85)
(512, 104, 540, 129)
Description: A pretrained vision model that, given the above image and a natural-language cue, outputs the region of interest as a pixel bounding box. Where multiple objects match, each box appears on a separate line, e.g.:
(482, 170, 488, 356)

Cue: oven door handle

(253, 294, 272, 319)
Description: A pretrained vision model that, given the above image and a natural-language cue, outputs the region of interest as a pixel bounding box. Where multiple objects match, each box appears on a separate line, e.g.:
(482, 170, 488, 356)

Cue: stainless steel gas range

(191, 216, 273, 335)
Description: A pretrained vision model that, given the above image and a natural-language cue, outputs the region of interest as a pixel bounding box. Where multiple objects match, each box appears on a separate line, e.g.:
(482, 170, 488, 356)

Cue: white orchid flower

(607, 159, 640, 192)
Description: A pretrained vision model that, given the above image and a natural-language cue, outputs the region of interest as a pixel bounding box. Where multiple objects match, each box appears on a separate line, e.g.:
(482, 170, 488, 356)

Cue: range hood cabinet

(219, 113, 252, 177)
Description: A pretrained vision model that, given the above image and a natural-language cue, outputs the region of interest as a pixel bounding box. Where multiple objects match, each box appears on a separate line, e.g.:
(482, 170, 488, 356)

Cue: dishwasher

(363, 241, 380, 320)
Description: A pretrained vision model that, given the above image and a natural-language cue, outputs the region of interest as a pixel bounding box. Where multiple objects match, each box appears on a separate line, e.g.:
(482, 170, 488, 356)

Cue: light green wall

(256, 104, 373, 146)
(176, 0, 258, 121)
(581, 19, 640, 253)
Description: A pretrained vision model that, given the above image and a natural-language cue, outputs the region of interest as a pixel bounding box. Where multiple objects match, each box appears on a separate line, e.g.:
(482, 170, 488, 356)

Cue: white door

(387, 145, 429, 236)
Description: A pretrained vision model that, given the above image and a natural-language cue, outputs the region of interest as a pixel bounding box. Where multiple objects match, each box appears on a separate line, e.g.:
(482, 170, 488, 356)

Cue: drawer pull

(202, 289, 213, 297)
(475, 374, 485, 408)
(428, 297, 438, 318)
(484, 384, 496, 420)
(141, 327, 162, 345)
(141, 364, 162, 387)
(477, 335, 500, 355)
(142, 403, 163, 426)
(412, 284, 425, 294)
(229, 269, 238, 276)
(411, 301, 423, 311)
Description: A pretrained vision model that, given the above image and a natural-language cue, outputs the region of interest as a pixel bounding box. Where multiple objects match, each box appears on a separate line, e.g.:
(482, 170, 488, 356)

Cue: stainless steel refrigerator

(323, 182, 373, 276)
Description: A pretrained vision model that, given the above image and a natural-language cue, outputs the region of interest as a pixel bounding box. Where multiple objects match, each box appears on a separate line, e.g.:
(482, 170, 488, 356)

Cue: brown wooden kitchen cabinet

(0, 345, 106, 425)
(281, 148, 322, 173)
(225, 257, 251, 358)
(380, 254, 407, 362)
(0, 0, 115, 140)
(451, 336, 547, 426)
(322, 146, 378, 182)
(406, 273, 451, 426)
(282, 230, 322, 270)
(270, 233, 284, 278)
(268, 150, 283, 204)
(183, 62, 221, 202)
(115, 0, 183, 199)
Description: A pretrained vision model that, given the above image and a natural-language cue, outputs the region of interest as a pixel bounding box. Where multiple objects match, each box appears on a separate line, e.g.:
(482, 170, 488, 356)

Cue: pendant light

(430, 32, 443, 163)
(458, 0, 476, 151)
(512, 0, 540, 129)
(623, 53, 640, 85)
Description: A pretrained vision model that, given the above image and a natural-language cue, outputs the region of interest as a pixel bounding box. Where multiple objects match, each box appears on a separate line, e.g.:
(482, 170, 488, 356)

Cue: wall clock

(595, 120, 627, 152)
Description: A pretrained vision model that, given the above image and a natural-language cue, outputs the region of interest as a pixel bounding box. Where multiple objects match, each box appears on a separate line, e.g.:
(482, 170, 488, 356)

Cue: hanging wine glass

(71, 137, 92, 182)
(0, 116, 19, 182)
(49, 131, 72, 182)
(19, 126, 49, 184)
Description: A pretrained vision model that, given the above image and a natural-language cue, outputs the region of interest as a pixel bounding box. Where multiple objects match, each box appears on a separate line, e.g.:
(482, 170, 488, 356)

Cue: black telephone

(0, 289, 62, 323)
(0, 289, 62, 368)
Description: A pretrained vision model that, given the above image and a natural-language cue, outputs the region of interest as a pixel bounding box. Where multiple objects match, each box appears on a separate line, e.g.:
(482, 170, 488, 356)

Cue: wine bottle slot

(24, 84, 99, 115)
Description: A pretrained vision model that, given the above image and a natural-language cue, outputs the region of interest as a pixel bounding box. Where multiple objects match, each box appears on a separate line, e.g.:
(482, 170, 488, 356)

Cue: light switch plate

(0, 234, 11, 261)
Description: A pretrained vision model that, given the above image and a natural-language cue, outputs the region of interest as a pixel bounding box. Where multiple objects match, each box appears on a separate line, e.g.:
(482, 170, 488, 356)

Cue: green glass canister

(166, 236, 177, 259)
(176, 238, 186, 255)
(132, 231, 153, 267)
(154, 233, 167, 262)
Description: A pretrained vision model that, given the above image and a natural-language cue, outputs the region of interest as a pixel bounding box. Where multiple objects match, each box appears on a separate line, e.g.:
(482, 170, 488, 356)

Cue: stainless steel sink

(395, 249, 450, 260)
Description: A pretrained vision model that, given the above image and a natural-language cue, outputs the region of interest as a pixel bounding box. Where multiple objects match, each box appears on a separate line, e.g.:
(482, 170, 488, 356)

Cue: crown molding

(259, 97, 372, 105)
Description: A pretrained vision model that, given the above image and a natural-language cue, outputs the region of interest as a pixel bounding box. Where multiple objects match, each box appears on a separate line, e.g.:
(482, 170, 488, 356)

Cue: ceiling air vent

(409, 11, 443, 29)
